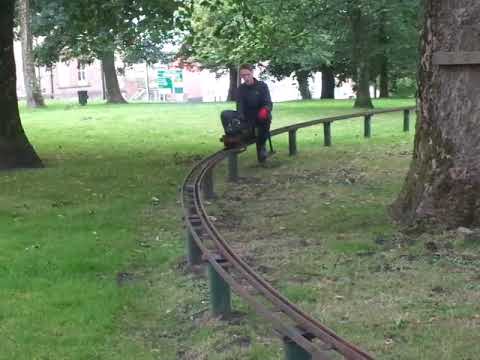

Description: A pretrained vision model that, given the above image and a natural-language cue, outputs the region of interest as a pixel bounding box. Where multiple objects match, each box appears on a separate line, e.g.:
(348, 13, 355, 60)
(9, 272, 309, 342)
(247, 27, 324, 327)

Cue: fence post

(186, 228, 202, 266)
(203, 168, 215, 199)
(227, 151, 238, 182)
(288, 130, 297, 156)
(364, 114, 372, 138)
(323, 122, 332, 146)
(207, 259, 231, 317)
(403, 109, 410, 132)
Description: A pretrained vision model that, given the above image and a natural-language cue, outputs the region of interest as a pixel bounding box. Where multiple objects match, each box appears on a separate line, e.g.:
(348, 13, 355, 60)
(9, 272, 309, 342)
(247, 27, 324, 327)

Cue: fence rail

(270, 106, 415, 154)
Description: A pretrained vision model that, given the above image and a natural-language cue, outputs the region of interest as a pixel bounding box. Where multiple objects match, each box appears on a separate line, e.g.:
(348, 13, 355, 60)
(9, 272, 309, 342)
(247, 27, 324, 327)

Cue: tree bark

(49, 66, 54, 99)
(19, 0, 45, 108)
(0, 0, 42, 170)
(379, 54, 389, 98)
(352, 9, 374, 109)
(101, 50, 127, 104)
(227, 66, 238, 101)
(354, 62, 373, 108)
(392, 0, 480, 229)
(378, 8, 389, 99)
(296, 70, 312, 100)
(321, 66, 335, 99)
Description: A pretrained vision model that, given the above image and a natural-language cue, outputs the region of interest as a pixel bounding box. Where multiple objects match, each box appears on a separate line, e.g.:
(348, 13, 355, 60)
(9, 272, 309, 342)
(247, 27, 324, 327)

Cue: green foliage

(317, 0, 421, 84)
(179, 0, 331, 73)
(32, 0, 178, 66)
(179, 0, 420, 101)
(179, 0, 256, 70)
(391, 77, 417, 98)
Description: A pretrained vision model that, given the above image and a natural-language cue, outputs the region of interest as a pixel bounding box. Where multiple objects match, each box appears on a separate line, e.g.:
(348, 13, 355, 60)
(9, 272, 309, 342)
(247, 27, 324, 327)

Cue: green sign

(157, 69, 183, 91)
(158, 77, 172, 89)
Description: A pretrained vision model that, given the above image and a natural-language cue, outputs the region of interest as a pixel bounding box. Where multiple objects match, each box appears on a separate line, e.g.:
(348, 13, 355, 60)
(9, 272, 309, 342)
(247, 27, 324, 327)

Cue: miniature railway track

(180, 107, 414, 359)
(181, 149, 374, 359)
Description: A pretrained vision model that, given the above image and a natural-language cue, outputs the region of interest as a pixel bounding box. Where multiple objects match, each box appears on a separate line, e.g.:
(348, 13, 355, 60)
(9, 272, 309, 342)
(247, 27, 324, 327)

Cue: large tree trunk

(0, 0, 42, 170)
(296, 70, 312, 100)
(227, 66, 237, 101)
(352, 9, 374, 109)
(19, 0, 45, 108)
(321, 66, 335, 99)
(354, 62, 373, 108)
(101, 50, 127, 104)
(391, 1, 480, 229)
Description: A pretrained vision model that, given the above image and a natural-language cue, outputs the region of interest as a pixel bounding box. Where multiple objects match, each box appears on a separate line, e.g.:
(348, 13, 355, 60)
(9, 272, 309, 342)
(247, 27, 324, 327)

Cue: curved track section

(181, 148, 374, 359)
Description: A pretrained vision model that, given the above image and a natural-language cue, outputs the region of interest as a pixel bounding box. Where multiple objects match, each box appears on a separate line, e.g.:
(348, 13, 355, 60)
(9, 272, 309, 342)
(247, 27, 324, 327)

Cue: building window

(78, 62, 86, 82)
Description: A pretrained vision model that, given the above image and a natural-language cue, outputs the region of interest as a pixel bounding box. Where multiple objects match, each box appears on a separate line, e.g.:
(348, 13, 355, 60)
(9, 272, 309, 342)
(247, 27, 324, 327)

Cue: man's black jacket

(236, 79, 273, 127)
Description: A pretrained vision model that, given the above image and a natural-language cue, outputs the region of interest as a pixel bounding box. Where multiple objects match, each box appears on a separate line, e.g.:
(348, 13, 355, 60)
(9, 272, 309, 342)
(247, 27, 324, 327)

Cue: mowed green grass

(1, 99, 414, 359)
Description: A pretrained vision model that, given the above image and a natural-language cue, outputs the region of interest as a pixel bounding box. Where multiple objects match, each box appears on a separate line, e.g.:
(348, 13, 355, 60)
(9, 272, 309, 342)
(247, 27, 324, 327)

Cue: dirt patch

(116, 271, 138, 286)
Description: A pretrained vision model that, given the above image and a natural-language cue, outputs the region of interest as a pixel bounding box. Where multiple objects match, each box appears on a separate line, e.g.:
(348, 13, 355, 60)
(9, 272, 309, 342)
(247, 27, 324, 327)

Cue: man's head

(239, 64, 254, 85)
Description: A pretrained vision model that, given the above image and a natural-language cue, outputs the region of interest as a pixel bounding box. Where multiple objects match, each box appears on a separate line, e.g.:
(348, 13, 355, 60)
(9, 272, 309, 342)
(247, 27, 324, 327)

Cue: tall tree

(377, 9, 389, 98)
(19, 0, 45, 107)
(373, 0, 420, 98)
(295, 70, 312, 100)
(392, 0, 480, 229)
(178, 0, 258, 100)
(316, 0, 420, 107)
(180, 0, 331, 100)
(267, 62, 320, 100)
(227, 65, 238, 101)
(321, 66, 335, 99)
(101, 49, 126, 104)
(181, 0, 418, 104)
(262, 0, 331, 100)
(350, 6, 374, 108)
(34, 0, 177, 104)
(0, 0, 42, 170)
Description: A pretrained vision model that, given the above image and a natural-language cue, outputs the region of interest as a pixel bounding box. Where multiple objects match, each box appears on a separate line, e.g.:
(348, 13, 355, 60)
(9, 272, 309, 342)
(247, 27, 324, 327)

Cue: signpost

(157, 69, 184, 101)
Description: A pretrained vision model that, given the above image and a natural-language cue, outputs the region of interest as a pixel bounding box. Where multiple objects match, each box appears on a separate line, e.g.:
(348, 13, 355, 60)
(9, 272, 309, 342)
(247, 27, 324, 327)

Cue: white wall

(196, 70, 357, 103)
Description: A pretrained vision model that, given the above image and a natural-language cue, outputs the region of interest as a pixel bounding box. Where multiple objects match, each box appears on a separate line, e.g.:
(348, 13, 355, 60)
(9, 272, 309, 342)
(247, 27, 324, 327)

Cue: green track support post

(323, 122, 332, 146)
(186, 229, 202, 266)
(203, 168, 215, 199)
(207, 259, 231, 317)
(364, 114, 372, 138)
(403, 109, 410, 132)
(283, 337, 312, 360)
(289, 130, 297, 156)
(227, 151, 238, 182)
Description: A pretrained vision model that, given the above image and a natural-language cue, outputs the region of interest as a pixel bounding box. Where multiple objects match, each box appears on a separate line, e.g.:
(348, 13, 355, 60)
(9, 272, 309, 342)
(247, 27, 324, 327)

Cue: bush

(392, 77, 417, 98)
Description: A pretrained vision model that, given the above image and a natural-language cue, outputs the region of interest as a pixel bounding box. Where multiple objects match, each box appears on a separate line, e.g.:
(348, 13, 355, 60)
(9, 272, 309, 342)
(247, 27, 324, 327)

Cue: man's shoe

(258, 145, 268, 163)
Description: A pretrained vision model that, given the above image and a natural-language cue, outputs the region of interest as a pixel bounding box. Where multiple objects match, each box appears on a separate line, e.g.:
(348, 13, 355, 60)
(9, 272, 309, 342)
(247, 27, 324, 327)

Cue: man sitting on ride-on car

(221, 64, 273, 163)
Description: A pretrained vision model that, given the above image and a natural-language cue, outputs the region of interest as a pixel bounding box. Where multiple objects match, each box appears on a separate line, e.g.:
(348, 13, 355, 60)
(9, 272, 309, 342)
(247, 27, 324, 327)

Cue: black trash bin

(77, 90, 88, 106)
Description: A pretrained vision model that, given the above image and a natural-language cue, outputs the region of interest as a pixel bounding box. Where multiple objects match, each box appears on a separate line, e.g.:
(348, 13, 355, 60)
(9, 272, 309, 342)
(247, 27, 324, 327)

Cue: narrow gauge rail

(181, 149, 374, 359)
(181, 106, 414, 359)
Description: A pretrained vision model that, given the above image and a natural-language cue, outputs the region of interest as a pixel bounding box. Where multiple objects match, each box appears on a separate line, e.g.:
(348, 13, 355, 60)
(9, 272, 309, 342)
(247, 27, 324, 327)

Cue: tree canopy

(178, 0, 420, 105)
(34, 0, 178, 65)
(32, 0, 178, 102)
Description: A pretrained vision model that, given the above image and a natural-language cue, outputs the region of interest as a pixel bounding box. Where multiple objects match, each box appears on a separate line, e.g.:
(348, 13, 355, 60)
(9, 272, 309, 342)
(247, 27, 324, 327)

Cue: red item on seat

(257, 107, 269, 121)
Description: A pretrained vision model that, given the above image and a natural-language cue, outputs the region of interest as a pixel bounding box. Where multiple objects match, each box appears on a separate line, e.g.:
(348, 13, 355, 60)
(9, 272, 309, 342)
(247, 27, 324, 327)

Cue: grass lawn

(4, 98, 476, 359)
